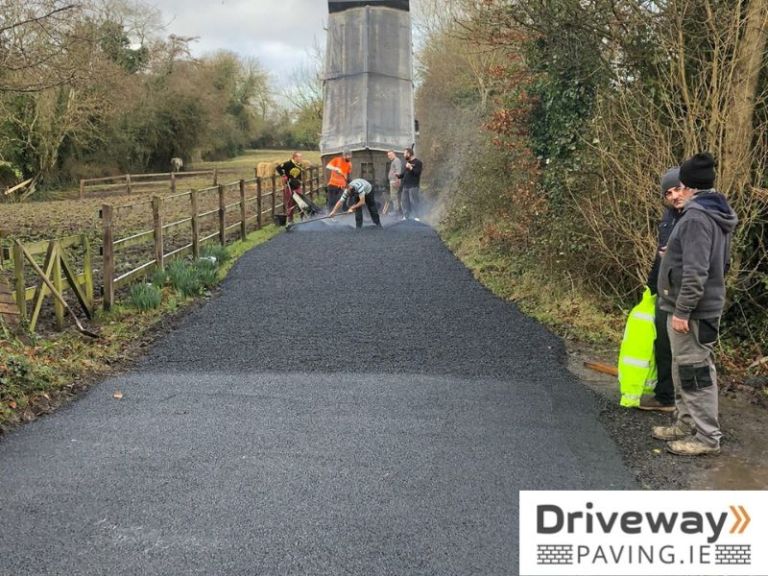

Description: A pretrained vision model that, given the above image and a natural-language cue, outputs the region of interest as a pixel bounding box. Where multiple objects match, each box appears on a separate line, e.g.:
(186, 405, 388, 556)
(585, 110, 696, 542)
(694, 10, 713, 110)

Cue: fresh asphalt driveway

(0, 219, 634, 575)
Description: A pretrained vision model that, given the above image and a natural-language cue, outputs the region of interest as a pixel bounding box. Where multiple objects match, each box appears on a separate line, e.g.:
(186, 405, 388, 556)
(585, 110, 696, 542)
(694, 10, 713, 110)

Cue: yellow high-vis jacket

(618, 287, 658, 407)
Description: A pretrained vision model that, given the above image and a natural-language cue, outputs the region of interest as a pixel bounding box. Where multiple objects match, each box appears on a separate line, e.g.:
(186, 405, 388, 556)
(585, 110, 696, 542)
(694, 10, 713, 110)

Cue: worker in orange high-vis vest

(326, 149, 352, 212)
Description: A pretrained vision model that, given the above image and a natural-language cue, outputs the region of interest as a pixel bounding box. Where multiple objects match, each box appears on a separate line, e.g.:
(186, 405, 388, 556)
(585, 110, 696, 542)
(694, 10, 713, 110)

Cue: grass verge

(0, 224, 282, 432)
(440, 226, 624, 346)
(439, 225, 768, 403)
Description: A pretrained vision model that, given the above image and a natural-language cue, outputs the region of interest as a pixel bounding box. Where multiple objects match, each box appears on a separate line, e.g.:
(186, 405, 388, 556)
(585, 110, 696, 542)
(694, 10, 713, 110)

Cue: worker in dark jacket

(639, 167, 684, 412)
(276, 152, 304, 222)
(398, 147, 422, 220)
(652, 152, 738, 457)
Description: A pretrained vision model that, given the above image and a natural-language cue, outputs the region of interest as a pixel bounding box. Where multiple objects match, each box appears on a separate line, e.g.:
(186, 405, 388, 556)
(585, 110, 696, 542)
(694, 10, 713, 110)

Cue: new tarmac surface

(0, 218, 634, 575)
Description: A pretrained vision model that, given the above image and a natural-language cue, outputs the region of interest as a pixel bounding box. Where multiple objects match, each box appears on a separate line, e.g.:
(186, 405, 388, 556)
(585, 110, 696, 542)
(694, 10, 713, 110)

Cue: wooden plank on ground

(3, 178, 33, 197)
(583, 361, 619, 377)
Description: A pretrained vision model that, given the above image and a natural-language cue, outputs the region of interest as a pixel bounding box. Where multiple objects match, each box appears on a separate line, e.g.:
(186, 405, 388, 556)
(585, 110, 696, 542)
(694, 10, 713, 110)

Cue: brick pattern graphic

(715, 544, 751, 565)
(537, 544, 573, 565)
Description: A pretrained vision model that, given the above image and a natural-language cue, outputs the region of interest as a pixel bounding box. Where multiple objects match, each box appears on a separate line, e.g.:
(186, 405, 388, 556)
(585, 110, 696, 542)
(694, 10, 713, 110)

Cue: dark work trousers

(402, 186, 420, 218)
(354, 192, 382, 228)
(327, 186, 344, 212)
(654, 307, 675, 405)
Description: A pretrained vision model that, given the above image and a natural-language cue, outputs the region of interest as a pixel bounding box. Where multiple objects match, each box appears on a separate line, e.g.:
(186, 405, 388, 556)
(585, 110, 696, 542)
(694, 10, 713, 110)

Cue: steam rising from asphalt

(287, 201, 437, 232)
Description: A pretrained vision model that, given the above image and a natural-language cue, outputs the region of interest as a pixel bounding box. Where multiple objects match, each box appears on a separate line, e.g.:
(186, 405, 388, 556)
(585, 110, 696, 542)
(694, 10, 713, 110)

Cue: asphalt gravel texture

(0, 217, 635, 576)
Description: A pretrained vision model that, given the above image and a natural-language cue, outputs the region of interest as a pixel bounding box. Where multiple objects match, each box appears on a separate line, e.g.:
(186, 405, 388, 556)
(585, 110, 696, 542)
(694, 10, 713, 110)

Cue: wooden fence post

(218, 184, 226, 245)
(256, 178, 263, 229)
(170, 172, 176, 193)
(152, 195, 164, 270)
(239, 180, 247, 240)
(213, 168, 218, 186)
(271, 174, 277, 218)
(81, 234, 94, 309)
(79, 179, 85, 199)
(52, 241, 65, 330)
(126, 174, 132, 194)
(12, 241, 26, 320)
(101, 204, 114, 311)
(191, 190, 199, 260)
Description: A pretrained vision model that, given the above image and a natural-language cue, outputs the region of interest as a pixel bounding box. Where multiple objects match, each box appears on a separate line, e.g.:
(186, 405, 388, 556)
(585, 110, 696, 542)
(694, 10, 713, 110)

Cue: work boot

(637, 396, 675, 413)
(666, 437, 720, 456)
(652, 424, 693, 441)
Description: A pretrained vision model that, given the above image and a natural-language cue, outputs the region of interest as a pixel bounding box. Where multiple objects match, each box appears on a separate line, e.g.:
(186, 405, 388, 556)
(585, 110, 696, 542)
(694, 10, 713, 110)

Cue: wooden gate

(4, 235, 94, 332)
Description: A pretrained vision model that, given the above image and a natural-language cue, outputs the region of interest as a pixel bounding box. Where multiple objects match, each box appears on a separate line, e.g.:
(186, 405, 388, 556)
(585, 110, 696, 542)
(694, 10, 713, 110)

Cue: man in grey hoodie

(652, 152, 738, 456)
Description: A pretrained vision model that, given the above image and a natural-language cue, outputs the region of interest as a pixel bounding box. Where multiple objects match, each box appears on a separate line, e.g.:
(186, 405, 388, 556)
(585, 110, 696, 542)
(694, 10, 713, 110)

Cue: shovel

(285, 211, 354, 232)
(14, 240, 100, 339)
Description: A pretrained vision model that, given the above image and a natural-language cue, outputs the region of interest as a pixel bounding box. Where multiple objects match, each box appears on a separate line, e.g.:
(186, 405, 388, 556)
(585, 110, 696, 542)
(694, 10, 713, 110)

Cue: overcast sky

(149, 1, 330, 86)
(148, 1, 426, 88)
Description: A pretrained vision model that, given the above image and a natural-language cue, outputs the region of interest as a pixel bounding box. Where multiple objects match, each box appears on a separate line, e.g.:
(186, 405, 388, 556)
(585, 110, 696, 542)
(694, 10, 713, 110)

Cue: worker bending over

(328, 178, 382, 229)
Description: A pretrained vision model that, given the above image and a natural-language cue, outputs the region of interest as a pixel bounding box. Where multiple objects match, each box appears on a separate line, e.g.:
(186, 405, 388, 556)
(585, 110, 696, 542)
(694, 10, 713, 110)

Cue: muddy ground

(568, 345, 768, 490)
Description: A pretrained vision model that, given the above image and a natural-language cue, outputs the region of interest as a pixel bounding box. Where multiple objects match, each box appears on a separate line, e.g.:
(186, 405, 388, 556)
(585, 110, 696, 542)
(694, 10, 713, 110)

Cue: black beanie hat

(680, 152, 716, 190)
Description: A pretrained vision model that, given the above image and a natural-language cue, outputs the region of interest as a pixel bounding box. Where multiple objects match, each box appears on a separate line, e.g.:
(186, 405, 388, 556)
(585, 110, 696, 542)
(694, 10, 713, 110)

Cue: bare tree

(0, 1, 84, 93)
(283, 40, 324, 121)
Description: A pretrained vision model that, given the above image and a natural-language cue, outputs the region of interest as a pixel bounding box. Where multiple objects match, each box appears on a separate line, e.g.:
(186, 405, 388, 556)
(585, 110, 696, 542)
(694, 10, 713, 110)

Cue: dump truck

(320, 0, 415, 194)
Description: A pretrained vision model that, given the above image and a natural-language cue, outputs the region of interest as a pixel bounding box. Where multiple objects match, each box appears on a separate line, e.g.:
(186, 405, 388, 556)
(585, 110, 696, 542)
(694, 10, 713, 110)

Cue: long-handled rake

(285, 211, 355, 232)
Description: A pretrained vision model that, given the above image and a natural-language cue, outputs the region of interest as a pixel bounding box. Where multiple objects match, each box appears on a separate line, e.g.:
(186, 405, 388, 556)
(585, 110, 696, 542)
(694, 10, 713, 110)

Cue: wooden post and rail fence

(101, 167, 322, 309)
(1, 166, 322, 330)
(79, 168, 229, 199)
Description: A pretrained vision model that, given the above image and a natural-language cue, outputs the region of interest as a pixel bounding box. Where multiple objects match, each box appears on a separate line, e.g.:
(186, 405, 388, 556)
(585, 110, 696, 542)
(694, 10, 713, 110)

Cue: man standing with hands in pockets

(399, 147, 422, 220)
(383, 150, 402, 216)
(653, 152, 738, 457)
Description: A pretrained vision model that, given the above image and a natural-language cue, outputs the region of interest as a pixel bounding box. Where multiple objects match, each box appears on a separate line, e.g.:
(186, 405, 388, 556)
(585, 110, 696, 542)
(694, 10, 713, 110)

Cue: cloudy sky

(147, 1, 427, 87)
(149, 0, 330, 85)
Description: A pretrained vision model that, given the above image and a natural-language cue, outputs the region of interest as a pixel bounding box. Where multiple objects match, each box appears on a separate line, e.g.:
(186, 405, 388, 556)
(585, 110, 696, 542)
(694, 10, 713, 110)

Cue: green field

(189, 149, 322, 170)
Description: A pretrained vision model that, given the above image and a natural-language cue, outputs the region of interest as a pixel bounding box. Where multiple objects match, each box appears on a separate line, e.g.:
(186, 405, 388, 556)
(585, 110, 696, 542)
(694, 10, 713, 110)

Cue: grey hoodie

(658, 190, 738, 320)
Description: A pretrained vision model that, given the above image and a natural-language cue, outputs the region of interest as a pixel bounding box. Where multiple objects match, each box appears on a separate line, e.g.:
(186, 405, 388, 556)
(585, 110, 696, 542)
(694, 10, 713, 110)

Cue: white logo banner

(520, 491, 767, 575)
